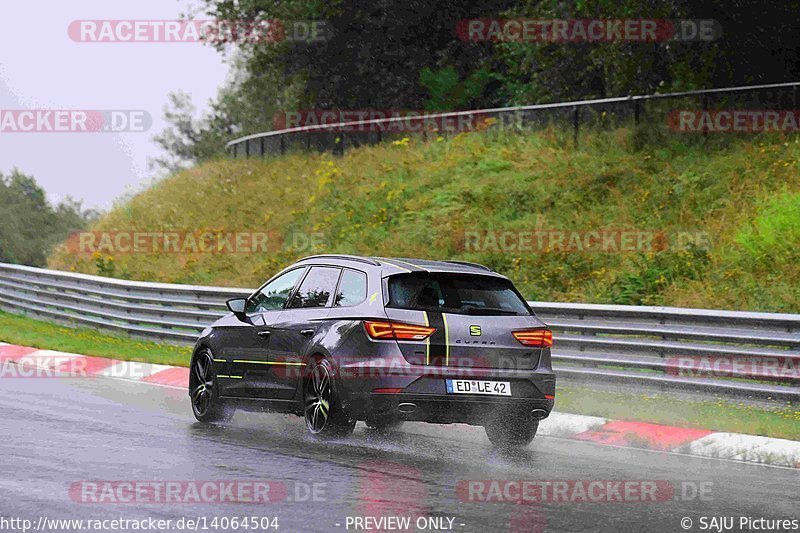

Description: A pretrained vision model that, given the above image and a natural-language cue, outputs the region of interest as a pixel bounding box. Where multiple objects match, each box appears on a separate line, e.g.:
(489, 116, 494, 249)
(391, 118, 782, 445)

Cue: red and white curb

(0, 343, 189, 389)
(2, 343, 798, 468)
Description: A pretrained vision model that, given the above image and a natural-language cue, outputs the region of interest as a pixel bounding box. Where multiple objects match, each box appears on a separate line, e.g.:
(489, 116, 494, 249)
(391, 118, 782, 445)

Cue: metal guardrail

(1, 262, 798, 401)
(226, 81, 800, 157)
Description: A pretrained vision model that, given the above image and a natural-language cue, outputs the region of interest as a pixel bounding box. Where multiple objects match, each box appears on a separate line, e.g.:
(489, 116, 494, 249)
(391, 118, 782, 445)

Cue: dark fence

(227, 81, 800, 158)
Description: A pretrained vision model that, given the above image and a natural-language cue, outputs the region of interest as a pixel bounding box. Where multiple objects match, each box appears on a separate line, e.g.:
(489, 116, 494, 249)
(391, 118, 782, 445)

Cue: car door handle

(257, 330, 271, 339)
(300, 329, 315, 337)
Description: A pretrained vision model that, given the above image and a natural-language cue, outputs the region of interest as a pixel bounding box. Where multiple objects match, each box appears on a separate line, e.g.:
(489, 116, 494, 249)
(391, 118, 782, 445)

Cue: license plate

(446, 379, 511, 396)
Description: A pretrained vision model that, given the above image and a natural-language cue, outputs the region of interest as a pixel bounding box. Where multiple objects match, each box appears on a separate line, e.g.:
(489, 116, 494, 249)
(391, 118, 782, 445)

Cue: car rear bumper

(338, 363, 556, 425)
(350, 392, 554, 425)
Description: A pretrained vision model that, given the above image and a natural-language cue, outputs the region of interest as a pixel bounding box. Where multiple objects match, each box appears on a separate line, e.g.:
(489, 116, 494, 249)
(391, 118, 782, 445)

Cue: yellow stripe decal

(423, 311, 430, 365)
(213, 359, 226, 363)
(442, 313, 450, 366)
(217, 375, 242, 379)
(232, 359, 305, 366)
(378, 258, 412, 273)
(390, 258, 428, 271)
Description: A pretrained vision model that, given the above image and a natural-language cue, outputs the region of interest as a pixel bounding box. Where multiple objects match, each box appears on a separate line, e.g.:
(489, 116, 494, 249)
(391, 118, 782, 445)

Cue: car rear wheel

(190, 348, 232, 423)
(484, 416, 538, 448)
(304, 357, 355, 438)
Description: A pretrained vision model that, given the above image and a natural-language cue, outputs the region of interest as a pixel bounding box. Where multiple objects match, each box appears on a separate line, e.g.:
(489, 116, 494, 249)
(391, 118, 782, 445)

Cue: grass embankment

(2, 310, 798, 440)
(49, 127, 800, 312)
(0, 310, 189, 366)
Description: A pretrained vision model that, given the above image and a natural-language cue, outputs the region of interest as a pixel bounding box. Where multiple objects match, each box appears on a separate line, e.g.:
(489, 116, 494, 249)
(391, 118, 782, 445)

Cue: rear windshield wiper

(462, 306, 519, 316)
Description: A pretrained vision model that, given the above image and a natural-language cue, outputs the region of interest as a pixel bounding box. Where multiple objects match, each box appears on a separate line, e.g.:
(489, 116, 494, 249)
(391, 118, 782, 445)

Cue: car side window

(288, 266, 342, 308)
(334, 269, 367, 307)
(247, 268, 305, 313)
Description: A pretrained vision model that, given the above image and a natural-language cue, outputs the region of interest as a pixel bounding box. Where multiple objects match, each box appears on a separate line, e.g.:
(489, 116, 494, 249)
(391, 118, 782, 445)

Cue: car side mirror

(226, 298, 247, 318)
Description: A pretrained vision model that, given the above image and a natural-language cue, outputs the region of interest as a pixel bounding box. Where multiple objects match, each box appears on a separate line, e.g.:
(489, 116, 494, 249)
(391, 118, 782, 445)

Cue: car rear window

(386, 273, 531, 316)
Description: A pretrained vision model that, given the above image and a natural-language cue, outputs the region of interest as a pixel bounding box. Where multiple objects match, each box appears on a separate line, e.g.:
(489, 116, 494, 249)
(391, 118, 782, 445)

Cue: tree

(491, 0, 800, 104)
(0, 170, 96, 266)
(152, 0, 800, 165)
(150, 51, 303, 172)
(196, 0, 515, 110)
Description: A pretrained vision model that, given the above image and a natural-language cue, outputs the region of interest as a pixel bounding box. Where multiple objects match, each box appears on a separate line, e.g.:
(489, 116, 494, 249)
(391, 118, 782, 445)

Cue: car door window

(334, 269, 367, 307)
(288, 266, 341, 308)
(247, 268, 305, 313)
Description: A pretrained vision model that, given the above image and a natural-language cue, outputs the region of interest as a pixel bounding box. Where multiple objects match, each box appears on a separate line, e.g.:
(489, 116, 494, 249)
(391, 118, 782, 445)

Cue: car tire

(484, 416, 538, 449)
(304, 357, 355, 438)
(190, 347, 233, 423)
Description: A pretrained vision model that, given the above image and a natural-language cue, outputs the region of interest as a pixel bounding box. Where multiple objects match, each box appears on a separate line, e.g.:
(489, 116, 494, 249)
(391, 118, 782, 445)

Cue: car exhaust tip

(531, 409, 548, 420)
(397, 403, 417, 414)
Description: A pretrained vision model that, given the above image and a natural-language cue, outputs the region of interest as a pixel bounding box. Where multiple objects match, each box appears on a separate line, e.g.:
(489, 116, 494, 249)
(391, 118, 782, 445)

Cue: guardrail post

(572, 106, 580, 147)
(702, 95, 709, 140)
(260, 137, 265, 158)
(334, 133, 344, 156)
(634, 99, 640, 125)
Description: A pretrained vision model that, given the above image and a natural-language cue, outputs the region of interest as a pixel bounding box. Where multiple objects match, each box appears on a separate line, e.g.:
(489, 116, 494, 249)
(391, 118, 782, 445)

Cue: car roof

(295, 254, 507, 279)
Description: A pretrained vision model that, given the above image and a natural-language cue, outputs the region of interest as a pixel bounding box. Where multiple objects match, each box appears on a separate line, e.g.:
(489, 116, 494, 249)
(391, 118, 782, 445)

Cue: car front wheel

(190, 348, 232, 423)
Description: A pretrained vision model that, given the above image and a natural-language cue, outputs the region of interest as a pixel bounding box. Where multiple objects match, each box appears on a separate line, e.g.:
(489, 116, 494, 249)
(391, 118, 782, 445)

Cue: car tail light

(364, 321, 436, 341)
(512, 329, 553, 347)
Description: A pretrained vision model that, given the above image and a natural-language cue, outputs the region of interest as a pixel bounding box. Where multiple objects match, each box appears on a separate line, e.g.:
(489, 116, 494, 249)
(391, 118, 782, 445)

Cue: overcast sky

(0, 1, 230, 210)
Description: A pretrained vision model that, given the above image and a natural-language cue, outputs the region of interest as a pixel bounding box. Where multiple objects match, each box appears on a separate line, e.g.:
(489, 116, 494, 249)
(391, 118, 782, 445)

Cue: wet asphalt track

(0, 374, 798, 533)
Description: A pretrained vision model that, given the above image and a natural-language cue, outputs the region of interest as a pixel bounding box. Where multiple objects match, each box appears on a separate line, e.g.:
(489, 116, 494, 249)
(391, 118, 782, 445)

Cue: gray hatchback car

(190, 255, 555, 448)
